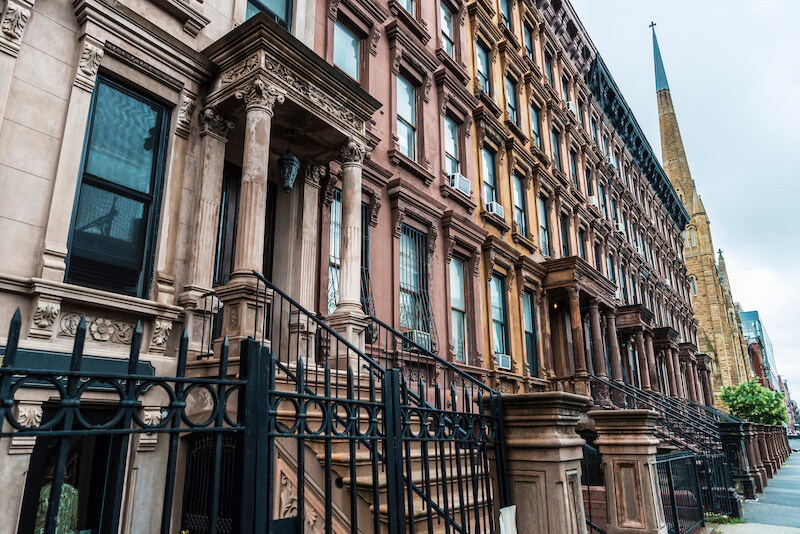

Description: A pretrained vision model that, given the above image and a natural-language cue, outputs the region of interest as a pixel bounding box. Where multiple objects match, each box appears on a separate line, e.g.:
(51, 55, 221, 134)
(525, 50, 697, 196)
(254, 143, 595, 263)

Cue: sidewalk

(712, 451, 800, 532)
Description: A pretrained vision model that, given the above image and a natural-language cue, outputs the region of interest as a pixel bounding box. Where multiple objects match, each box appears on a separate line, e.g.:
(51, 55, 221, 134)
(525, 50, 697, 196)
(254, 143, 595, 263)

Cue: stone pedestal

(755, 425, 775, 478)
(718, 422, 758, 499)
(496, 392, 591, 534)
(326, 310, 370, 371)
(589, 409, 667, 534)
(215, 277, 267, 359)
(742, 422, 767, 493)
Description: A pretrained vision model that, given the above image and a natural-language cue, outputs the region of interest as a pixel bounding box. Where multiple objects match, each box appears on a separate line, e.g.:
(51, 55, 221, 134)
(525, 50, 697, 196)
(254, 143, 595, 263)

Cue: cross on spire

(649, 21, 656, 29)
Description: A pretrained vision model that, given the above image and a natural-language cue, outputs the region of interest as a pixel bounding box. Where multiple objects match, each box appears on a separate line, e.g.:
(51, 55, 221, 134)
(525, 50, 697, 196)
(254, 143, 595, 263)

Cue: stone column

(589, 299, 607, 380)
(634, 330, 651, 391)
(685, 359, 698, 403)
(589, 409, 668, 534)
(232, 77, 284, 277)
(756, 425, 775, 478)
(541, 289, 555, 379)
(691, 360, 703, 405)
(606, 310, 623, 383)
(568, 288, 589, 396)
(701, 367, 714, 406)
(664, 346, 678, 398)
(671, 349, 684, 398)
(743, 422, 767, 493)
(719, 422, 758, 500)
(492, 392, 591, 534)
(644, 333, 658, 393)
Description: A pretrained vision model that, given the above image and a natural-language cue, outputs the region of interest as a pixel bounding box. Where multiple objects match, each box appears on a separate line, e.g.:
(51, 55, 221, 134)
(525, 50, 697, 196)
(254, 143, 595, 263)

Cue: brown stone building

(652, 27, 753, 402)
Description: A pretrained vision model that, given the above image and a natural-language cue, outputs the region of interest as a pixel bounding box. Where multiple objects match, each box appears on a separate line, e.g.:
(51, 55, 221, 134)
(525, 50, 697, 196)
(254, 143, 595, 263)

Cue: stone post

(670, 349, 684, 399)
(589, 409, 667, 534)
(742, 422, 767, 492)
(644, 333, 658, 393)
(493, 392, 591, 534)
(634, 330, 651, 391)
(607, 310, 623, 383)
(718, 422, 758, 500)
(756, 425, 775, 478)
(664, 346, 678, 399)
(589, 299, 607, 380)
(568, 288, 589, 396)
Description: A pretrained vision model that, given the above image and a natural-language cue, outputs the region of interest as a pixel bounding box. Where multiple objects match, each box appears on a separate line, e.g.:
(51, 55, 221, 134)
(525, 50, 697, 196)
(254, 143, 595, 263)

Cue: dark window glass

(530, 103, 542, 149)
(538, 196, 550, 256)
(334, 20, 361, 81)
(524, 24, 534, 60)
(477, 42, 492, 95)
(67, 78, 167, 297)
(560, 214, 570, 257)
(569, 150, 578, 187)
(246, 0, 292, 27)
(490, 274, 509, 362)
(578, 229, 586, 259)
(544, 52, 553, 85)
(506, 76, 519, 125)
(523, 289, 539, 377)
(551, 129, 562, 171)
(513, 173, 527, 237)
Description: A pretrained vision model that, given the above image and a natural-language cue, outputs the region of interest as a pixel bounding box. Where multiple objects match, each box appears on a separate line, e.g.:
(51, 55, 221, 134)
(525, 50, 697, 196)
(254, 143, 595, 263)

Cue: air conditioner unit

(448, 173, 471, 196)
(403, 330, 432, 352)
(496, 353, 512, 371)
(665, 279, 672, 288)
(566, 101, 579, 116)
(606, 156, 614, 165)
(588, 195, 599, 207)
(486, 201, 505, 219)
(615, 222, 626, 233)
(614, 289, 622, 300)
(637, 245, 645, 256)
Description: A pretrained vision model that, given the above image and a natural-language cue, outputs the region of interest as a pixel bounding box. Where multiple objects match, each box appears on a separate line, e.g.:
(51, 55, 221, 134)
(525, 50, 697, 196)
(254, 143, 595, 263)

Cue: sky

(570, 0, 800, 403)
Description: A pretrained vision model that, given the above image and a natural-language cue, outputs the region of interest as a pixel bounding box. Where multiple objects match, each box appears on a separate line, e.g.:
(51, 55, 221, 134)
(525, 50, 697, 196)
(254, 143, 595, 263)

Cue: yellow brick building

(652, 28, 752, 400)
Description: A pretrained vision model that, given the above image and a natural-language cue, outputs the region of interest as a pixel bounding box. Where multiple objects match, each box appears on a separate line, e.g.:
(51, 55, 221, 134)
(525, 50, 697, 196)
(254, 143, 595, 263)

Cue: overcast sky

(570, 0, 800, 403)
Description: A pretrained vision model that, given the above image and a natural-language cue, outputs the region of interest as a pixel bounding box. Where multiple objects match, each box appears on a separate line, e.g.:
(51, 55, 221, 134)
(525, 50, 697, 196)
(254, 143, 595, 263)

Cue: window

(476, 42, 492, 95)
(551, 129, 562, 171)
(607, 254, 616, 283)
(334, 20, 361, 82)
(530, 103, 542, 149)
(538, 196, 550, 256)
(602, 136, 609, 156)
(444, 116, 460, 175)
(506, 76, 519, 125)
(544, 51, 553, 86)
(569, 150, 578, 187)
(598, 184, 608, 218)
(246, 0, 292, 27)
(524, 24, 534, 60)
(585, 167, 593, 196)
(560, 214, 570, 257)
(561, 77, 570, 101)
(578, 229, 586, 259)
(611, 197, 618, 223)
(450, 258, 468, 363)
(594, 243, 602, 272)
(482, 147, 498, 205)
(400, 224, 432, 334)
(397, 75, 417, 160)
(499, 0, 511, 27)
(578, 101, 585, 128)
(513, 173, 527, 237)
(620, 266, 629, 304)
(523, 289, 539, 377)
(441, 3, 456, 57)
(690, 276, 697, 295)
(327, 191, 371, 314)
(689, 226, 697, 247)
(591, 118, 598, 144)
(399, 0, 416, 16)
(490, 274, 509, 363)
(66, 77, 168, 298)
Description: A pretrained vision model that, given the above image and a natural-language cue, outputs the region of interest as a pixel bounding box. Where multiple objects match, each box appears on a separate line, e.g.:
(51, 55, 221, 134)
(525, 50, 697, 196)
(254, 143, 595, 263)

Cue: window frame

(506, 75, 519, 125)
(522, 289, 540, 377)
(449, 257, 469, 363)
(476, 41, 493, 96)
(490, 273, 510, 363)
(559, 213, 570, 257)
(440, 2, 457, 57)
(550, 128, 562, 171)
(530, 102, 542, 149)
(512, 172, 528, 237)
(482, 146, 498, 205)
(538, 195, 551, 256)
(246, 0, 293, 28)
(396, 73, 418, 161)
(333, 18, 363, 83)
(443, 114, 461, 175)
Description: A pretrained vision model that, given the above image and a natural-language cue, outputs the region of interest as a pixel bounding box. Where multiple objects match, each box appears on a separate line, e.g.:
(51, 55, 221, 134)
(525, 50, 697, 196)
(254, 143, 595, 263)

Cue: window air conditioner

(448, 173, 471, 196)
(566, 101, 579, 116)
(403, 330, 432, 352)
(496, 353, 512, 371)
(665, 279, 672, 288)
(615, 222, 626, 233)
(606, 156, 614, 165)
(486, 201, 505, 219)
(588, 196, 599, 207)
(614, 289, 622, 301)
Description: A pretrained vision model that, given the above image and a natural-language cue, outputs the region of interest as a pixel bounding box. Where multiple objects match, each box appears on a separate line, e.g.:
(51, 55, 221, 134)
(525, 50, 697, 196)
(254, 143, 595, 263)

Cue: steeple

(653, 24, 694, 211)
(651, 23, 669, 91)
(718, 249, 732, 294)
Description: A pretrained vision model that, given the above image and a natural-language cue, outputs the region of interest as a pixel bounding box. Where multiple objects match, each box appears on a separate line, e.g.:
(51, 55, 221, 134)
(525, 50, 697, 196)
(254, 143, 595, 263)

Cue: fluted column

(645, 332, 658, 392)
(606, 310, 623, 382)
(671, 349, 684, 398)
(691, 360, 703, 404)
(232, 78, 284, 276)
(686, 358, 699, 403)
(334, 139, 369, 315)
(540, 289, 555, 379)
(188, 108, 234, 289)
(702, 367, 714, 406)
(298, 165, 325, 309)
(589, 299, 606, 380)
(665, 345, 678, 398)
(635, 329, 651, 390)
(567, 288, 586, 372)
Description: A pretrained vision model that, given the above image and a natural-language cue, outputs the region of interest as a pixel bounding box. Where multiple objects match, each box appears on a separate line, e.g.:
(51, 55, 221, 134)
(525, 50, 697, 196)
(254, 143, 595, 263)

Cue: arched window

(689, 226, 697, 247)
(690, 276, 697, 295)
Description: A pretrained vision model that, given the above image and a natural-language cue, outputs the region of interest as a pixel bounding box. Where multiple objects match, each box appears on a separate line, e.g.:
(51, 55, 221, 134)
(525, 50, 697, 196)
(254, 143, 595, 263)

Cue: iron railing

(581, 444, 607, 534)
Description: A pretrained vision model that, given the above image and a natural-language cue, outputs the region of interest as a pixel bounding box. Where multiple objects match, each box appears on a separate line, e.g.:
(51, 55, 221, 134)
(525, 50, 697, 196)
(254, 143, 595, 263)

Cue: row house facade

(0, 0, 720, 531)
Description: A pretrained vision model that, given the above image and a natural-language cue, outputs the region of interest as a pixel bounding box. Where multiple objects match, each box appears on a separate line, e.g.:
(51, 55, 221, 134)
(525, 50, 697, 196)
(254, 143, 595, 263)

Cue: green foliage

(720, 379, 788, 426)
(708, 516, 746, 524)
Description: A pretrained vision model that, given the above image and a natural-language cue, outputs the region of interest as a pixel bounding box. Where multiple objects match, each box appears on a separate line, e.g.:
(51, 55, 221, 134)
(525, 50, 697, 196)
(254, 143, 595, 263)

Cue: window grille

(399, 224, 437, 350)
(327, 191, 373, 315)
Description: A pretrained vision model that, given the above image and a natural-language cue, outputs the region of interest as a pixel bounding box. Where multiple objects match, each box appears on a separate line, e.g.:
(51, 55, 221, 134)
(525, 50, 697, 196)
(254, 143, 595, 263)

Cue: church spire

(718, 249, 732, 294)
(651, 23, 669, 92)
(653, 24, 694, 209)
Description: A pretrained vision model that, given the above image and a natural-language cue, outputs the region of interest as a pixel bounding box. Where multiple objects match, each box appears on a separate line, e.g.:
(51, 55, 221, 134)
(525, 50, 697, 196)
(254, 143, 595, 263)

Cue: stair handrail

(683, 397, 740, 424)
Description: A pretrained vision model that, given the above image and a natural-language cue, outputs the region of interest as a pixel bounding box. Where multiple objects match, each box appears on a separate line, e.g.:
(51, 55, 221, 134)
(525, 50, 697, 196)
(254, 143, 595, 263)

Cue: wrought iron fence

(581, 444, 606, 534)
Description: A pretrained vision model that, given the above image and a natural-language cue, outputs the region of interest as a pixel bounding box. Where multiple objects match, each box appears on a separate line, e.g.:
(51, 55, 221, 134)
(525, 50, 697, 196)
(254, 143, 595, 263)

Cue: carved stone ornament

(79, 43, 104, 78)
(304, 164, 326, 188)
(200, 107, 235, 139)
(279, 473, 298, 518)
(137, 406, 164, 452)
(1, 1, 29, 42)
(59, 313, 135, 345)
(338, 138, 371, 165)
(33, 302, 60, 329)
(235, 77, 285, 113)
(152, 319, 173, 346)
(16, 403, 42, 428)
(175, 96, 197, 138)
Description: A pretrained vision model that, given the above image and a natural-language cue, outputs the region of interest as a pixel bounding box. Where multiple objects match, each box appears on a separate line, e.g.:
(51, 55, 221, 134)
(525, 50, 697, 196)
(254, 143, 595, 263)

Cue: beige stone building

(652, 27, 753, 401)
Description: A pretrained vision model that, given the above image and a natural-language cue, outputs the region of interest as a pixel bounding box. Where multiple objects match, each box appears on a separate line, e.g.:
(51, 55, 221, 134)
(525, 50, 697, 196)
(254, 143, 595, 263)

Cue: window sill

(498, 26, 521, 52)
(481, 209, 510, 235)
(388, 148, 435, 185)
(512, 227, 537, 252)
(440, 182, 477, 214)
(505, 119, 528, 145)
(552, 168, 570, 187)
(388, 0, 431, 44)
(530, 143, 550, 167)
(478, 90, 503, 118)
(436, 48, 470, 85)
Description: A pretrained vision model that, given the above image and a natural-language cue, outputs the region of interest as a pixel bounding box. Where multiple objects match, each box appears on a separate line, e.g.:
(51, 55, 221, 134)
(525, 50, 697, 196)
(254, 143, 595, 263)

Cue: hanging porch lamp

(278, 129, 301, 193)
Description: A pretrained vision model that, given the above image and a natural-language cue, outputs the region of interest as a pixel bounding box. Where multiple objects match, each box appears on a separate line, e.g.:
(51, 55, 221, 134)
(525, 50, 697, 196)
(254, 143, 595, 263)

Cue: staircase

(590, 374, 737, 454)
(252, 273, 508, 533)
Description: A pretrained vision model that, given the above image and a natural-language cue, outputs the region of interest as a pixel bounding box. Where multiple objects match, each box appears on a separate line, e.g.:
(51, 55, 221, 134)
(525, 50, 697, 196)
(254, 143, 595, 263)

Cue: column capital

(200, 107, 234, 140)
(338, 138, 371, 166)
(235, 77, 285, 114)
(567, 286, 580, 300)
(606, 307, 617, 318)
(588, 297, 599, 309)
(303, 164, 326, 189)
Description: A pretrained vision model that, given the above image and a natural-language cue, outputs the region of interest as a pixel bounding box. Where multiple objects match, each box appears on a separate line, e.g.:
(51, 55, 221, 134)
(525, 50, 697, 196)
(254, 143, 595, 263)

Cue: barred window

(400, 224, 433, 334)
(327, 190, 371, 314)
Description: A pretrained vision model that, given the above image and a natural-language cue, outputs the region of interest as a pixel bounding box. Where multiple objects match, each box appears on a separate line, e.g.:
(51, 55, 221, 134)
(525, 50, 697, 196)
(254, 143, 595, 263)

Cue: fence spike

(177, 328, 189, 378)
(2, 307, 21, 368)
(219, 336, 229, 379)
(128, 321, 142, 374)
(69, 315, 87, 372)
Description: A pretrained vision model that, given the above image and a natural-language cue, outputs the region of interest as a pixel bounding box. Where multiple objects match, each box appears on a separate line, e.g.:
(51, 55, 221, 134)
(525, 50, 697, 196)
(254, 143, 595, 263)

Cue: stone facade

(653, 29, 753, 403)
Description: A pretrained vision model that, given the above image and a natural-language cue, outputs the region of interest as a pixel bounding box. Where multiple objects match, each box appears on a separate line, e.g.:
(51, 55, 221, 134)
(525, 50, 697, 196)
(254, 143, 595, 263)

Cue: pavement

(710, 450, 800, 533)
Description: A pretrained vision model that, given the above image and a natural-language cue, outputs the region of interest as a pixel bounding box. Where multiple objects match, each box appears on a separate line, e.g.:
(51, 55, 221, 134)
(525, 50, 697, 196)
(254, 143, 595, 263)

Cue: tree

(720, 379, 788, 426)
